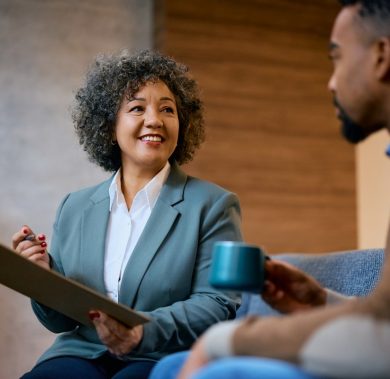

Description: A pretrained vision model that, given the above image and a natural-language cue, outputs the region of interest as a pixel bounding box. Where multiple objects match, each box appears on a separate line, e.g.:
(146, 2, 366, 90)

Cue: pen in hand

(19, 229, 48, 260)
(23, 234, 36, 242)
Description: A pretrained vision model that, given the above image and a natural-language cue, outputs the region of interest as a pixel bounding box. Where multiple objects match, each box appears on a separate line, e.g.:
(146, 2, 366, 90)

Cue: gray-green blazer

(32, 164, 242, 363)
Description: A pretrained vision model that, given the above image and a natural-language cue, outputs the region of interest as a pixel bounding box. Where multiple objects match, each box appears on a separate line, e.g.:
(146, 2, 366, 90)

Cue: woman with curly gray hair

(12, 49, 242, 379)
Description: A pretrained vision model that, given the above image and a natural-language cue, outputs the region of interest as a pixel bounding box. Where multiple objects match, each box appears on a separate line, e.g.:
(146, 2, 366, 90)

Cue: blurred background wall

(357, 130, 390, 249)
(0, 0, 154, 377)
(0, 0, 389, 377)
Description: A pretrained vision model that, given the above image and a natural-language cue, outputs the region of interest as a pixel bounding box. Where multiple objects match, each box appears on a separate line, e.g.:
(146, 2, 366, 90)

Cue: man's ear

(375, 37, 390, 81)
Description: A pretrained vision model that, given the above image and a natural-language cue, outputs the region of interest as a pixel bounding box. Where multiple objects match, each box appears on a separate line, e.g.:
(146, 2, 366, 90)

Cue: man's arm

(232, 299, 360, 360)
(179, 226, 390, 378)
(178, 299, 360, 379)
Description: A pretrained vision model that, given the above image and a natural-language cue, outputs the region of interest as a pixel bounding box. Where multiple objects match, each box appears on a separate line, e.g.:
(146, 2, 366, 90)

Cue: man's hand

(89, 311, 143, 356)
(262, 259, 326, 313)
(178, 337, 209, 379)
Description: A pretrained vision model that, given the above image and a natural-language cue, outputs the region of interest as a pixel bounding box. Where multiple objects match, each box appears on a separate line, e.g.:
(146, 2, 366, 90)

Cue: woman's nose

(144, 110, 163, 128)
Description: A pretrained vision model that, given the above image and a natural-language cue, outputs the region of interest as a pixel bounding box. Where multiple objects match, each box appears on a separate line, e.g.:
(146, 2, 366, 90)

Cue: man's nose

(328, 72, 336, 93)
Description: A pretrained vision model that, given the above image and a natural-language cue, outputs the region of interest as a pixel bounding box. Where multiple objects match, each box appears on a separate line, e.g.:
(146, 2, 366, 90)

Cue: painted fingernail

(23, 228, 28, 234)
(41, 242, 47, 248)
(88, 311, 100, 321)
(40, 250, 46, 254)
(38, 235, 46, 241)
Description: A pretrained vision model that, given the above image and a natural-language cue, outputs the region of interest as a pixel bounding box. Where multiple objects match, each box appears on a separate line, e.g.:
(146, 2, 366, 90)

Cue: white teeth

(141, 135, 162, 142)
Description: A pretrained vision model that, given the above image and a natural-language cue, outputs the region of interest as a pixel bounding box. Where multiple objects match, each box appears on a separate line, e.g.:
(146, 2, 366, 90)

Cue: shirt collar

(108, 162, 171, 212)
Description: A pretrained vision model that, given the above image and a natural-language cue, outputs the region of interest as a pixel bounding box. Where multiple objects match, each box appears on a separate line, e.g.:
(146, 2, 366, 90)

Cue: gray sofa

(237, 248, 385, 318)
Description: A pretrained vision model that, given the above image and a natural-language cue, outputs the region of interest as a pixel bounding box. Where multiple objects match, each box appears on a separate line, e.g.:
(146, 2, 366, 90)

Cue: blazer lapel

(80, 179, 111, 294)
(119, 164, 187, 307)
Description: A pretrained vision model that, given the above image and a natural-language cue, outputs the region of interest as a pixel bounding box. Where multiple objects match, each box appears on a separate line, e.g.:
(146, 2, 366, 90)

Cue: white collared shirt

(104, 162, 171, 302)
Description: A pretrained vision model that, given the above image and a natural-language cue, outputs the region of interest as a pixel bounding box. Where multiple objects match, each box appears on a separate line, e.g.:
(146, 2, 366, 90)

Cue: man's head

(328, 0, 390, 143)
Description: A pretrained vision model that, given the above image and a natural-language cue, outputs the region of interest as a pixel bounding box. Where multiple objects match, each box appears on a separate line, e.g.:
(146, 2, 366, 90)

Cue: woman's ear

(375, 37, 390, 81)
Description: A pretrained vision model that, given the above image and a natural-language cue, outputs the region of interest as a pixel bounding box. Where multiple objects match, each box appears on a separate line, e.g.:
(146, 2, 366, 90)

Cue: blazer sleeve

(30, 194, 80, 333)
(133, 191, 243, 355)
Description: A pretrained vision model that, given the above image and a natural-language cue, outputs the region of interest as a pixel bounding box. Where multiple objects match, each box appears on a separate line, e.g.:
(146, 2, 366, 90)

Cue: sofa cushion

(236, 248, 385, 318)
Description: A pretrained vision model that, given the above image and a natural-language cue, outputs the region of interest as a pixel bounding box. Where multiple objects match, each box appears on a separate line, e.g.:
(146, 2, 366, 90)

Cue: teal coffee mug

(209, 241, 266, 292)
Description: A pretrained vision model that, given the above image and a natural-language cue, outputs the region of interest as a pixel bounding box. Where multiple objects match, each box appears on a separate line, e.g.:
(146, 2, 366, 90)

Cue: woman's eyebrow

(127, 96, 146, 102)
(127, 97, 175, 102)
(160, 96, 176, 103)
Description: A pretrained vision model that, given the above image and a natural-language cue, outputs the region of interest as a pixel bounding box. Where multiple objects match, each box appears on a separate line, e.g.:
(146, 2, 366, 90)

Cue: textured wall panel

(162, 0, 357, 254)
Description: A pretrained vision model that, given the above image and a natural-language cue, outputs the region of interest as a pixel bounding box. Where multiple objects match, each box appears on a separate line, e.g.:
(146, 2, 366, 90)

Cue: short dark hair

(72, 50, 205, 172)
(339, 0, 390, 36)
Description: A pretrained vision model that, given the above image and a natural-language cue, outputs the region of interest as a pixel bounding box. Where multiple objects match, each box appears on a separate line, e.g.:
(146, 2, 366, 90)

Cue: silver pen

(23, 234, 36, 242)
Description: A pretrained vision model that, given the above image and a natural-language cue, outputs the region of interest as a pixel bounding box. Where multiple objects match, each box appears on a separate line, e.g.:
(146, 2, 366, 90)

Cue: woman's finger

(98, 312, 130, 342)
(89, 311, 142, 355)
(12, 226, 33, 249)
(16, 240, 46, 256)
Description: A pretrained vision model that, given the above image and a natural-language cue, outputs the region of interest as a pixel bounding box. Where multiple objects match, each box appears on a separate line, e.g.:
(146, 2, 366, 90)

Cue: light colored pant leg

(149, 351, 189, 379)
(301, 315, 390, 379)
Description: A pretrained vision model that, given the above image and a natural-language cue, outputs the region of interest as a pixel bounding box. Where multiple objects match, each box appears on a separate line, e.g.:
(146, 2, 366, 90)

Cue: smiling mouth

(139, 135, 164, 142)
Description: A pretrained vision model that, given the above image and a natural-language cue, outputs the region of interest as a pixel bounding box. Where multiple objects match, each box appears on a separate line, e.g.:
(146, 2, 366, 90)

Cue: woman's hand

(262, 259, 326, 313)
(12, 225, 50, 270)
(89, 311, 144, 356)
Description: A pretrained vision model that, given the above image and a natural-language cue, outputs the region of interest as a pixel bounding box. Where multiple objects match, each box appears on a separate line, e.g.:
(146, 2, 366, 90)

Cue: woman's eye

(129, 105, 143, 112)
(162, 107, 174, 113)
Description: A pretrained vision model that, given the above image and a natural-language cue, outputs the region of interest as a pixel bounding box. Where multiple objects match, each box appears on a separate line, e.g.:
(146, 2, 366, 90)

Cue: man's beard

(333, 97, 368, 144)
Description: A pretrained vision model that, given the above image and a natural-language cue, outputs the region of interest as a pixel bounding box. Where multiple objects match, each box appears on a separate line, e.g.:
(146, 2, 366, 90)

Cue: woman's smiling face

(114, 80, 179, 174)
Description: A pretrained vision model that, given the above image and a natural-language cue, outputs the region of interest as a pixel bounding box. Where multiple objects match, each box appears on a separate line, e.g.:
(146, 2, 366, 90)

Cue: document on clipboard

(0, 243, 149, 328)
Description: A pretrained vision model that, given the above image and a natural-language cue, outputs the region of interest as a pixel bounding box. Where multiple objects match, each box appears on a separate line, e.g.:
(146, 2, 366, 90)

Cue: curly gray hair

(72, 50, 205, 171)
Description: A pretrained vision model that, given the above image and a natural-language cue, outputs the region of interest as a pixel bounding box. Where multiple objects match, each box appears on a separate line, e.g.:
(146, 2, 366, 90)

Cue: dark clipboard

(0, 243, 149, 328)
